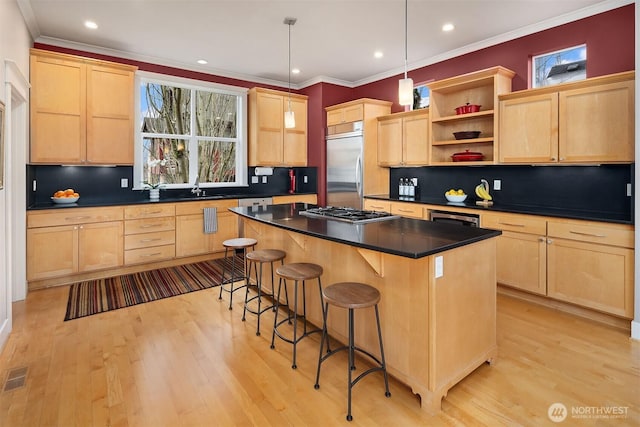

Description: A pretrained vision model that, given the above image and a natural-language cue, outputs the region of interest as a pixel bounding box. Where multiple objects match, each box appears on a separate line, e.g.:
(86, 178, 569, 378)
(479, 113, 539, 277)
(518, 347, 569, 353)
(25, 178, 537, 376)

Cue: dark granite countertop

(27, 192, 315, 211)
(230, 203, 501, 259)
(365, 194, 633, 225)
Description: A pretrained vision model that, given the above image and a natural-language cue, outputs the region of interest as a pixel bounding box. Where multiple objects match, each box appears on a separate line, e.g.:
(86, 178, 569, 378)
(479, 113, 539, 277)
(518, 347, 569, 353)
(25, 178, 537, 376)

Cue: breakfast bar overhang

(231, 203, 502, 413)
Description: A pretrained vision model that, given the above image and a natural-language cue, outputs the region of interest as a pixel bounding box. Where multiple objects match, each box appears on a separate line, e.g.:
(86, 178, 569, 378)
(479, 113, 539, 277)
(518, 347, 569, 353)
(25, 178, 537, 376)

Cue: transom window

(532, 44, 586, 88)
(135, 72, 247, 189)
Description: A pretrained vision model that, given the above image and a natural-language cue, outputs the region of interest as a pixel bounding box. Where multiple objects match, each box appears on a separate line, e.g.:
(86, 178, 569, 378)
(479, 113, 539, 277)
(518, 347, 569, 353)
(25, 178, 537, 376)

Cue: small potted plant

(143, 158, 167, 199)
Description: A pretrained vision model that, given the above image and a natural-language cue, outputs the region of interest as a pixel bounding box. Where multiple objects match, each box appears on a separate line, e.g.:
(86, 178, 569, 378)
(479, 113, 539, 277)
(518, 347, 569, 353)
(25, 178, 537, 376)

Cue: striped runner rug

(64, 256, 243, 321)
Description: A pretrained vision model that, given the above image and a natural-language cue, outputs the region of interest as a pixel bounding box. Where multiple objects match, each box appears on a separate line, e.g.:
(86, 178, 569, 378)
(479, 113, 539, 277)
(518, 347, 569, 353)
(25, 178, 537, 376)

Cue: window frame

(531, 44, 587, 88)
(134, 71, 248, 190)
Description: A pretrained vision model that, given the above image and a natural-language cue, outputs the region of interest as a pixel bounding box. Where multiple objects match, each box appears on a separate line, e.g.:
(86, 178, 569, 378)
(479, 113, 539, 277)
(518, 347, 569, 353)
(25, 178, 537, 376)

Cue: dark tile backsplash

(390, 164, 633, 219)
(27, 165, 317, 206)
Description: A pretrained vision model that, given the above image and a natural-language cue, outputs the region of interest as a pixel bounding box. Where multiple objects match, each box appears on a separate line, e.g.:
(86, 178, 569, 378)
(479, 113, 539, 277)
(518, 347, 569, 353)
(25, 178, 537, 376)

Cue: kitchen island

(231, 203, 502, 413)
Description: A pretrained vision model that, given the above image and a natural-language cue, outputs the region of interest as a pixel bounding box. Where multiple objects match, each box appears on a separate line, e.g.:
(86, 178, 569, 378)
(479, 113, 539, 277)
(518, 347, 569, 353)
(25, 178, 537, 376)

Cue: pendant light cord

(404, 0, 408, 79)
(288, 21, 292, 110)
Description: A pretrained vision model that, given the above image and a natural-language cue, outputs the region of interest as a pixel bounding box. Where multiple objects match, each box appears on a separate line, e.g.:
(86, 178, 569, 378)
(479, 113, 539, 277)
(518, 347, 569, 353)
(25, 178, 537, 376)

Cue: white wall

(0, 0, 33, 351)
(632, 1, 639, 341)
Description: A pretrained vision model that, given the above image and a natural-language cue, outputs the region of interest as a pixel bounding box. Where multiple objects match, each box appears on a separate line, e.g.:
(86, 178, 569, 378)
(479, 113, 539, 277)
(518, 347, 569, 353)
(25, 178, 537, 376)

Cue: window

(136, 72, 247, 189)
(532, 44, 586, 88)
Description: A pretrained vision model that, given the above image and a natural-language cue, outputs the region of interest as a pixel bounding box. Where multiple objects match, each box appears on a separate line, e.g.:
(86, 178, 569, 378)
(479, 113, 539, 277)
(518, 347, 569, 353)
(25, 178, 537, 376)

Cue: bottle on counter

(399, 178, 404, 197)
(408, 179, 415, 197)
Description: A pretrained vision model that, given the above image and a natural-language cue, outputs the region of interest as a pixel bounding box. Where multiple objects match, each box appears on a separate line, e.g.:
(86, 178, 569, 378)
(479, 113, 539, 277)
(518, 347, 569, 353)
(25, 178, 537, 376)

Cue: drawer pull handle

(141, 238, 161, 243)
(398, 209, 414, 213)
(140, 224, 163, 229)
(144, 210, 163, 215)
(498, 222, 525, 227)
(370, 205, 385, 209)
(569, 230, 606, 238)
(66, 216, 91, 221)
(141, 252, 162, 257)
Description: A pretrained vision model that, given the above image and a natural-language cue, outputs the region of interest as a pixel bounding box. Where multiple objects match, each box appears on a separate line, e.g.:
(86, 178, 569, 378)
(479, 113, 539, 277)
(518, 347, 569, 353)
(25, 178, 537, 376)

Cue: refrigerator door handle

(355, 155, 363, 197)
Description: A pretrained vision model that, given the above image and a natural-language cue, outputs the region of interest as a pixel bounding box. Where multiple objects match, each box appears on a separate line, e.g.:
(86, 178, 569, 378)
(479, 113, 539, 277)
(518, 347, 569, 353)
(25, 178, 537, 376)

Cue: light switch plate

(493, 180, 501, 190)
(120, 178, 128, 188)
(303, 175, 308, 184)
(262, 176, 267, 184)
(251, 176, 259, 184)
(435, 256, 443, 278)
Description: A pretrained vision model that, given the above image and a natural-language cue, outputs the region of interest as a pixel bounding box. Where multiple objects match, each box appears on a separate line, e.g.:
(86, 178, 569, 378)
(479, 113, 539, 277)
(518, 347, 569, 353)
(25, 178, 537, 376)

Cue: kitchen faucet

(191, 176, 202, 197)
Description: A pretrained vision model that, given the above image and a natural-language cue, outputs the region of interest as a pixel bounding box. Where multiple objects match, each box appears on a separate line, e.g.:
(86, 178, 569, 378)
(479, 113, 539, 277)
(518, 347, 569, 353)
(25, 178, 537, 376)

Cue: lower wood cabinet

(124, 205, 176, 265)
(272, 194, 317, 204)
(175, 199, 238, 257)
(364, 199, 424, 219)
(27, 207, 124, 281)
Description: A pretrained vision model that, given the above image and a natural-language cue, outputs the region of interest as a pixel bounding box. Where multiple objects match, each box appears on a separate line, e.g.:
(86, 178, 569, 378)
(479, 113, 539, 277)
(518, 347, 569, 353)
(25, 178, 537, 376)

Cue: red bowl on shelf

(451, 150, 485, 162)
(454, 103, 481, 115)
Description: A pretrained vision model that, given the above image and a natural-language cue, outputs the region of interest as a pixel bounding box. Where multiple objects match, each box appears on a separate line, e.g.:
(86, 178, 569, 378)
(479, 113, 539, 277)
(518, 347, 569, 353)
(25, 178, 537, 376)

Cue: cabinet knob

(538, 236, 546, 242)
(547, 238, 553, 244)
(550, 157, 556, 161)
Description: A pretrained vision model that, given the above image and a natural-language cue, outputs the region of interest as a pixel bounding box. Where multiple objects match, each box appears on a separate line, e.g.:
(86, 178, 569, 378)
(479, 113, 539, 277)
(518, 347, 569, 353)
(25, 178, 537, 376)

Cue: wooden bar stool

(218, 237, 257, 310)
(270, 262, 325, 369)
(314, 282, 391, 422)
(242, 249, 288, 336)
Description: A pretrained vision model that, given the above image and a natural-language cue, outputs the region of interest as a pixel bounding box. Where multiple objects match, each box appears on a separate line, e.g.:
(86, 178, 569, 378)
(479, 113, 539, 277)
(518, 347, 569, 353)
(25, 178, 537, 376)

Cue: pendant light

(398, 0, 413, 106)
(284, 17, 297, 129)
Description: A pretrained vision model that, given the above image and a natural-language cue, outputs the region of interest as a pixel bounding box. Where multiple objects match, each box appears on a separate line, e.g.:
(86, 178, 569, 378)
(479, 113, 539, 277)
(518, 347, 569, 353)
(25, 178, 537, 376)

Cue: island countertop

(230, 203, 501, 259)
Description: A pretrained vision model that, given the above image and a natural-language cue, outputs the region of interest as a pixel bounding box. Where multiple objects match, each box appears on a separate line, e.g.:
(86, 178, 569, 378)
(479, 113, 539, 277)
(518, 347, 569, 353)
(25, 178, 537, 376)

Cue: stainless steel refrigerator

(326, 121, 364, 209)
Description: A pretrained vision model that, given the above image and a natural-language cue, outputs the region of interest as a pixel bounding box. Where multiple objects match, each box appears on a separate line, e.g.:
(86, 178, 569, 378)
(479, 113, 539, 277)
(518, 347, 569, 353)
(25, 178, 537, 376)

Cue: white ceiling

(17, 0, 632, 89)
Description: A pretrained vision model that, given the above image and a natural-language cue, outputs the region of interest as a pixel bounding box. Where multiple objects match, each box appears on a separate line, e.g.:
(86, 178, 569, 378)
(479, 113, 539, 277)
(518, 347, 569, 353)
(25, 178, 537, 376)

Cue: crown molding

(16, 0, 39, 39)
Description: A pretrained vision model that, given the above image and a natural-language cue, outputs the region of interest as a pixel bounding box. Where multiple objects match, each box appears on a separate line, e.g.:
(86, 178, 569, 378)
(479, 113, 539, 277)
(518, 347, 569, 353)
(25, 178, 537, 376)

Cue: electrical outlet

(435, 256, 443, 278)
(262, 176, 267, 184)
(120, 178, 128, 188)
(493, 179, 501, 190)
(32, 180, 37, 191)
(303, 175, 308, 184)
(627, 183, 632, 197)
(251, 176, 259, 184)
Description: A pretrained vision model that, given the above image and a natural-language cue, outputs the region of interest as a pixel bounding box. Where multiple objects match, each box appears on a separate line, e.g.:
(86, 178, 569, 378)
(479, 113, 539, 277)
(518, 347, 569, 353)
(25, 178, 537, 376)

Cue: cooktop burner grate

(300, 207, 400, 223)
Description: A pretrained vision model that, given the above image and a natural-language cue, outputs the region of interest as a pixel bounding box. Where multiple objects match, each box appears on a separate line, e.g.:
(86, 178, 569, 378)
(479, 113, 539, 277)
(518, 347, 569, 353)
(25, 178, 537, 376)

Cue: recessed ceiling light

(374, 51, 384, 59)
(197, 59, 208, 65)
(442, 23, 455, 32)
(292, 68, 300, 74)
(84, 20, 98, 30)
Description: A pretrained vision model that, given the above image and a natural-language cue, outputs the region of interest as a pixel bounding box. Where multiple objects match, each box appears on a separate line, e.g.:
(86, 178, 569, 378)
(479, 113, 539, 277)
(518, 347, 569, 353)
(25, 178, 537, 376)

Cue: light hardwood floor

(0, 286, 638, 426)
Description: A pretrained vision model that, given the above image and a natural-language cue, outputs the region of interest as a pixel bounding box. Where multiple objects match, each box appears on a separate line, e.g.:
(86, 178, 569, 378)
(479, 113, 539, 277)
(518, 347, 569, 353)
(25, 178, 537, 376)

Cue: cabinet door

(499, 93, 558, 163)
(27, 225, 78, 281)
(495, 231, 547, 295)
(403, 113, 429, 165)
(252, 91, 284, 165)
(377, 117, 403, 166)
(559, 80, 634, 162)
(175, 214, 211, 257)
(327, 104, 364, 126)
(78, 221, 124, 272)
(30, 54, 86, 163)
(86, 64, 135, 164)
(283, 97, 308, 166)
(547, 238, 634, 318)
(210, 212, 239, 249)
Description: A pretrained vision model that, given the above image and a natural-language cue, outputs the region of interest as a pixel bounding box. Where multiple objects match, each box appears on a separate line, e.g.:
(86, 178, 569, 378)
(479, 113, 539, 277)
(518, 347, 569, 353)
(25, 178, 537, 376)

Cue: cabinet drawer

(125, 244, 175, 265)
(547, 220, 633, 248)
(363, 199, 391, 212)
(125, 217, 175, 234)
(124, 230, 175, 250)
(482, 212, 546, 235)
(391, 202, 424, 219)
(124, 204, 175, 219)
(174, 199, 238, 216)
(27, 206, 124, 228)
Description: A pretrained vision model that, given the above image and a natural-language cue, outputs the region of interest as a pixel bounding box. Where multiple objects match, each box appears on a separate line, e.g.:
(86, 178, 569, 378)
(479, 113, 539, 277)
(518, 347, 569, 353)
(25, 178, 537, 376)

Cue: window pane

(198, 140, 236, 183)
(195, 91, 237, 137)
(143, 137, 190, 186)
(141, 83, 191, 134)
(532, 45, 586, 88)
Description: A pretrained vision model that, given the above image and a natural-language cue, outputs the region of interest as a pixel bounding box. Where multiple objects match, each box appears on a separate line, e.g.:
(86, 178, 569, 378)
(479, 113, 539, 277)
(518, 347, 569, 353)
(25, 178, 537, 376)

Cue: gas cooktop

(300, 207, 400, 224)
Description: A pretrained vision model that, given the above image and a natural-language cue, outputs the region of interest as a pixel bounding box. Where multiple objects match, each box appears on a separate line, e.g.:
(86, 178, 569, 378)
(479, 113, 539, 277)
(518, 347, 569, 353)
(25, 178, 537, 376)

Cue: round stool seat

(223, 237, 258, 249)
(323, 282, 380, 310)
(276, 263, 323, 281)
(246, 249, 286, 263)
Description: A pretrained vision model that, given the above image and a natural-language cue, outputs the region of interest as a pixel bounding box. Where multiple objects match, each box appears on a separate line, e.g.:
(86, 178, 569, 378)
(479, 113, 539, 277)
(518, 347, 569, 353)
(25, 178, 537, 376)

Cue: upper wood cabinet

(326, 103, 364, 126)
(499, 71, 634, 164)
(248, 87, 308, 166)
(377, 109, 429, 166)
(30, 49, 137, 165)
(427, 66, 515, 165)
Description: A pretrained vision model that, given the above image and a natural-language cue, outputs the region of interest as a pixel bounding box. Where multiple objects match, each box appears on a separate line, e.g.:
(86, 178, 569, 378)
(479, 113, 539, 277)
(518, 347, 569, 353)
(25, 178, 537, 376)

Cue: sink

(179, 194, 226, 200)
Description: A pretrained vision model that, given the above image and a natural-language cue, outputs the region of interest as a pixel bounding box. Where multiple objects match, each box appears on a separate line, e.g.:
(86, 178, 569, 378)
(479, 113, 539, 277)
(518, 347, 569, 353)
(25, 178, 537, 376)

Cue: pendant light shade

(284, 17, 296, 129)
(398, 0, 413, 106)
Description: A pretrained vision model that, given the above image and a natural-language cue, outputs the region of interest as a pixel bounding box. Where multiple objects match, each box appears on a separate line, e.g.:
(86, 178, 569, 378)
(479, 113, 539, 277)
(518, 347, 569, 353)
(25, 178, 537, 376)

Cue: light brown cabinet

(325, 99, 392, 197)
(499, 72, 634, 163)
(363, 199, 391, 212)
(124, 205, 176, 265)
(482, 212, 547, 295)
(377, 109, 429, 166)
(27, 207, 124, 281)
(30, 49, 137, 165)
(326, 103, 364, 126)
(248, 87, 308, 166)
(272, 194, 317, 204)
(546, 219, 634, 318)
(175, 199, 238, 257)
(428, 66, 515, 165)
(390, 201, 424, 219)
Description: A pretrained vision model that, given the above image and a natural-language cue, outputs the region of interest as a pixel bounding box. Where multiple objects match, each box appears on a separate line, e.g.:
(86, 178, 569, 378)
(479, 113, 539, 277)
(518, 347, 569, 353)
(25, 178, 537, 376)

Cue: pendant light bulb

(284, 17, 296, 129)
(398, 0, 413, 106)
